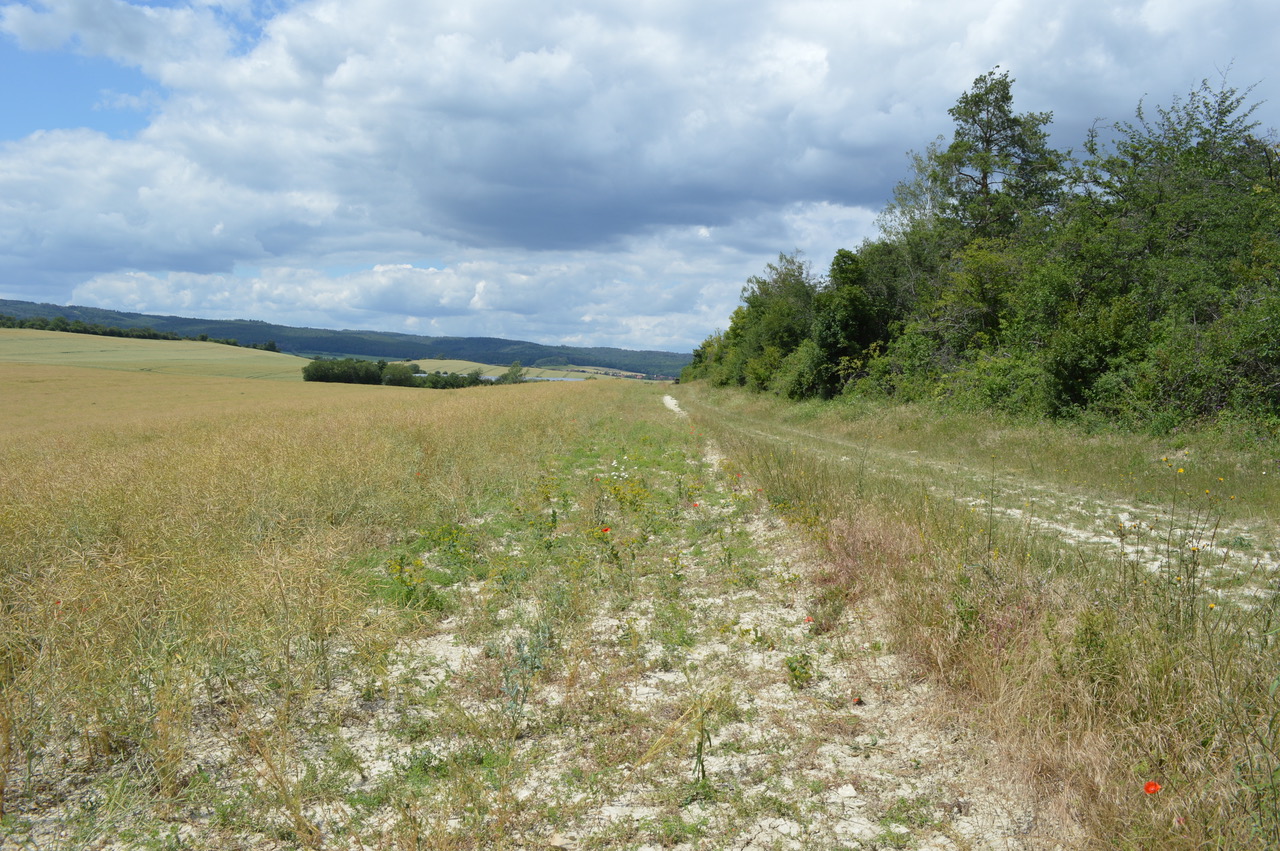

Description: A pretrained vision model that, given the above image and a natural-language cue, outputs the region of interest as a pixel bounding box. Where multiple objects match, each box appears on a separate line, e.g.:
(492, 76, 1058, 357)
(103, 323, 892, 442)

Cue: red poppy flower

(601, 527, 610, 533)
(1144, 781, 1162, 795)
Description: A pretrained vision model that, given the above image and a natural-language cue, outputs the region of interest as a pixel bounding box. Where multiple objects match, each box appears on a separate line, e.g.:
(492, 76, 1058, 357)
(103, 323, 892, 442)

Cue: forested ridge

(0, 300, 691, 378)
(683, 69, 1280, 434)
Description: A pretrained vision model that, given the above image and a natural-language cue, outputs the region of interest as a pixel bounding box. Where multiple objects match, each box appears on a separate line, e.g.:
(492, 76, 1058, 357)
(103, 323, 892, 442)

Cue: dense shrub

(683, 70, 1280, 433)
(302, 358, 383, 384)
(381, 363, 420, 386)
(770, 339, 831, 400)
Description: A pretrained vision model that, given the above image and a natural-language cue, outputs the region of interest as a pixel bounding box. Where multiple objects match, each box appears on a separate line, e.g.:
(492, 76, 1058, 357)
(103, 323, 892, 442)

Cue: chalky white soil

(697, 403, 1278, 602)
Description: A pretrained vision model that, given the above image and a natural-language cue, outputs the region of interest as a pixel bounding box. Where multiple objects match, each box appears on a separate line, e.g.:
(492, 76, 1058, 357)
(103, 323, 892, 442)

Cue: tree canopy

(684, 70, 1280, 433)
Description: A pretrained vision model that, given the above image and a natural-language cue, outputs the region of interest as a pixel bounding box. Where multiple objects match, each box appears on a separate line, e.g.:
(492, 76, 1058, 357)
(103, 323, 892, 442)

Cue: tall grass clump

(678, 383, 1280, 848)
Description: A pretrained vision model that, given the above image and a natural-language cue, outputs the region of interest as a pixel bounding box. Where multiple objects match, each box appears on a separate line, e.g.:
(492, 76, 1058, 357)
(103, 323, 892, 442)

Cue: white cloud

(1, 0, 231, 76)
(65, 204, 828, 349)
(2, 0, 1278, 350)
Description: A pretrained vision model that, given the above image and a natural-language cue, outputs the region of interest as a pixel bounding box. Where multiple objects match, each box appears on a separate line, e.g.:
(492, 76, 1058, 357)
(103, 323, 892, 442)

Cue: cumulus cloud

(2, 0, 1278, 349)
(0, 0, 232, 76)
(67, 215, 794, 349)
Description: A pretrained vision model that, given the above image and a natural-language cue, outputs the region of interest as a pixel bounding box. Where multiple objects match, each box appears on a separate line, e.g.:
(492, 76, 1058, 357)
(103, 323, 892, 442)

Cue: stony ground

(1, 395, 1073, 850)
(694, 400, 1278, 602)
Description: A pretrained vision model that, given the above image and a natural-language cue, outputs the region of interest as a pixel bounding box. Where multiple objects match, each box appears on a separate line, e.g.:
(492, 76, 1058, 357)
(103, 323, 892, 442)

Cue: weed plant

(678, 383, 1280, 848)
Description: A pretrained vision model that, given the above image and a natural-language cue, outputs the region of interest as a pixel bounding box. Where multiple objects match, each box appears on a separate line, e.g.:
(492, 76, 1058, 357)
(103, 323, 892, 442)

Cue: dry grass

(0, 367, 625, 838)
(677, 383, 1280, 849)
(26, 330, 1278, 847)
(2, 362, 1059, 849)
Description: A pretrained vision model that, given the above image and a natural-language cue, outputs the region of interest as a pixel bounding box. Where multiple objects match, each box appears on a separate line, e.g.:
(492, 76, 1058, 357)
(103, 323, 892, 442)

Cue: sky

(1, 0, 1277, 352)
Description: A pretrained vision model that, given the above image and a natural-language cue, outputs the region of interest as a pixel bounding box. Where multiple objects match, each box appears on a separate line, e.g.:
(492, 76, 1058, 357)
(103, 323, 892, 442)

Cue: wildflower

(1177, 468, 1184, 474)
(1144, 781, 1162, 795)
(692, 502, 699, 507)
(601, 527, 610, 533)
(804, 616, 814, 623)
(1208, 603, 1216, 610)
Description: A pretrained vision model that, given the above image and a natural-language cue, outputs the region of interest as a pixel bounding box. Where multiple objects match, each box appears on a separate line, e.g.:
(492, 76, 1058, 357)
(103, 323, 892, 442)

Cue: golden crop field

(0, 328, 627, 386)
(0, 361, 729, 849)
(407, 358, 624, 380)
(3, 363, 321, 437)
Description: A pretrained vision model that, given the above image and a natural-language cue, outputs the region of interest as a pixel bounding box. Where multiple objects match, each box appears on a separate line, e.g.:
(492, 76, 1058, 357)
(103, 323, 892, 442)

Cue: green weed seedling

(501, 620, 553, 734)
(784, 653, 817, 689)
(875, 794, 938, 848)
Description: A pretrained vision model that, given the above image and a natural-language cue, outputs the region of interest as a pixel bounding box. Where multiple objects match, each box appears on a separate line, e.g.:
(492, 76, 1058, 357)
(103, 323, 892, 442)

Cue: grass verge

(676, 383, 1280, 849)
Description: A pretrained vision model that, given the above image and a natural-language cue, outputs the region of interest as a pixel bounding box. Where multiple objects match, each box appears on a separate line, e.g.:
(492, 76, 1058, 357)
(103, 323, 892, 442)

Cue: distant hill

(0, 299, 692, 378)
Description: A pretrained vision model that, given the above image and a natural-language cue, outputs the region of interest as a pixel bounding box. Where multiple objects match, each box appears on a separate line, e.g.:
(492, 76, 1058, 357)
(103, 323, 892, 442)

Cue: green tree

(876, 142, 965, 309)
(930, 67, 1065, 238)
(806, 248, 902, 394)
(494, 361, 526, 385)
(301, 358, 383, 384)
(770, 338, 830, 400)
(933, 237, 1021, 352)
(1079, 75, 1275, 318)
(381, 362, 420, 387)
(1050, 74, 1280, 421)
(685, 68, 1280, 431)
(741, 252, 817, 350)
(729, 253, 820, 388)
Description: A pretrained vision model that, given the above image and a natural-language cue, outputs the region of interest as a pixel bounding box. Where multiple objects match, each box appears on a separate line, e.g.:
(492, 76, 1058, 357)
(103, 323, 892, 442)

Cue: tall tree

(684, 253, 820, 389)
(930, 68, 1065, 237)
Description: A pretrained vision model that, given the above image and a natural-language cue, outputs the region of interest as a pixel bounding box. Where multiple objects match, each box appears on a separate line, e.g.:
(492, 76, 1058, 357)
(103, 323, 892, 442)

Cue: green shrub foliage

(302, 358, 497, 389)
(302, 358, 385, 384)
(683, 69, 1280, 432)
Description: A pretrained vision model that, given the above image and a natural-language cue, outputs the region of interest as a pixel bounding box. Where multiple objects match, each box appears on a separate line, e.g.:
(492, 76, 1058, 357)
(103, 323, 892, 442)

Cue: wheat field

(2, 365, 653, 845)
(0, 329, 310, 381)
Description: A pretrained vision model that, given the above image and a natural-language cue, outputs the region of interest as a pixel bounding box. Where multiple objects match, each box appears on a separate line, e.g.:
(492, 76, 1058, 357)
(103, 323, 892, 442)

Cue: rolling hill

(0, 298, 692, 378)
